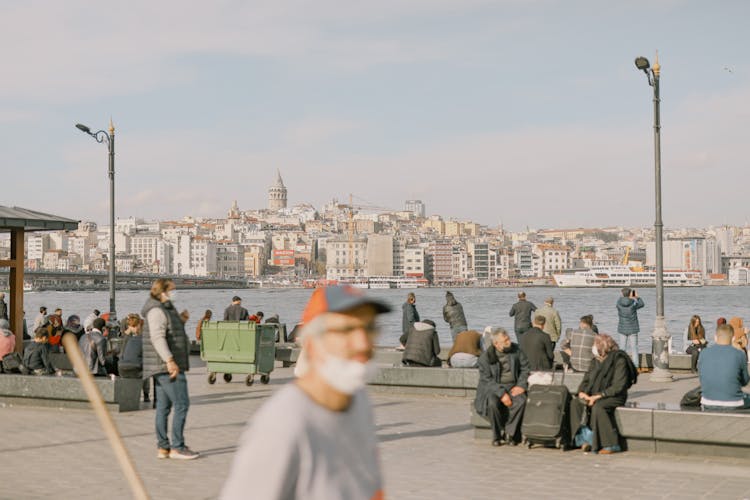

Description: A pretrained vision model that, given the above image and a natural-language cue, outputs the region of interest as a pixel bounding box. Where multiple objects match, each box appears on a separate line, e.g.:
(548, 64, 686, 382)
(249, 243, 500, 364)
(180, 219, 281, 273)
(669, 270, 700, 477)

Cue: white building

(27, 234, 49, 261)
(326, 238, 367, 280)
(173, 235, 217, 276)
(404, 247, 425, 278)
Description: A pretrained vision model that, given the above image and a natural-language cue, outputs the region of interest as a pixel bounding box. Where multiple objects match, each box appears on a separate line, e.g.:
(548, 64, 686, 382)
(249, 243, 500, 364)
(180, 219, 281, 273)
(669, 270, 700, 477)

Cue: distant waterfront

(17, 286, 750, 353)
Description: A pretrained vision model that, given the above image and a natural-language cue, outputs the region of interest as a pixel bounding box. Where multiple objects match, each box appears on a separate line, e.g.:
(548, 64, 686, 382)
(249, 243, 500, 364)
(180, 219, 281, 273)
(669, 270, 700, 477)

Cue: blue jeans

(154, 372, 190, 450)
(620, 334, 639, 369)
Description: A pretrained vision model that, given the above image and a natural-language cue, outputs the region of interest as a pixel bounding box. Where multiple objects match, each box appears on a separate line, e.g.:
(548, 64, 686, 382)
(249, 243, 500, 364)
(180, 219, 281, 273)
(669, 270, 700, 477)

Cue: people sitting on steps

(402, 320, 441, 367)
(560, 315, 596, 373)
(518, 315, 554, 372)
(447, 329, 482, 368)
(23, 327, 56, 376)
(698, 323, 750, 412)
(569, 334, 637, 454)
(474, 327, 530, 447)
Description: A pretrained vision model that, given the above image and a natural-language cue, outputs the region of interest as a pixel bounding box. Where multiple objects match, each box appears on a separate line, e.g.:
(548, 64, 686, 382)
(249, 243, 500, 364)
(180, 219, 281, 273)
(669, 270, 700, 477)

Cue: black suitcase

(521, 372, 571, 450)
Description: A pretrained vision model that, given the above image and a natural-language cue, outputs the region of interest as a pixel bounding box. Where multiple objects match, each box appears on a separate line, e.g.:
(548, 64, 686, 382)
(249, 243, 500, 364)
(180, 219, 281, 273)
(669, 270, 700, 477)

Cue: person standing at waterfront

(142, 278, 199, 460)
(221, 285, 390, 499)
(509, 291, 536, 337)
(536, 297, 562, 346)
(399, 292, 419, 347)
(0, 293, 7, 320)
(616, 288, 644, 370)
(443, 291, 468, 340)
(223, 296, 249, 321)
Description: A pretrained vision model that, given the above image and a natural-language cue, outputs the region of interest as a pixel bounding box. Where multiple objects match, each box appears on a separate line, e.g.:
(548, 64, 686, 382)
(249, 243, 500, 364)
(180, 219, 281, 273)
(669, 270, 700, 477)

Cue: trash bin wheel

(260, 374, 270, 385)
(223, 373, 233, 383)
(208, 372, 217, 384)
(245, 374, 254, 386)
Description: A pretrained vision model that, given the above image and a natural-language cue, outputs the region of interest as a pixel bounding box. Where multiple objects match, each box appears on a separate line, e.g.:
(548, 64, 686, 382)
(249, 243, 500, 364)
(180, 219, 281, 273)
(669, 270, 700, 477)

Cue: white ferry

(553, 266, 703, 288)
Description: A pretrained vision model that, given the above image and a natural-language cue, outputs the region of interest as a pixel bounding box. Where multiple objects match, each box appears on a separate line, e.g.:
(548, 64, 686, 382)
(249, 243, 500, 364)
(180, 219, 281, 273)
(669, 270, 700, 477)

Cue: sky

(2, 1, 749, 231)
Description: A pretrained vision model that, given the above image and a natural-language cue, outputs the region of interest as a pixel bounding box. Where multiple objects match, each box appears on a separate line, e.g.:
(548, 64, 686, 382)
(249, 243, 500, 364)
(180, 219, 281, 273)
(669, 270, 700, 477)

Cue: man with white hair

(222, 285, 391, 500)
(475, 327, 530, 447)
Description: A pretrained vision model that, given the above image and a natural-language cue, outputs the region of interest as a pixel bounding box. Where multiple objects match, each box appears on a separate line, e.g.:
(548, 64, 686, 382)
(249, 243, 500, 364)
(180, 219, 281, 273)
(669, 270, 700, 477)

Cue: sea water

(16, 286, 750, 353)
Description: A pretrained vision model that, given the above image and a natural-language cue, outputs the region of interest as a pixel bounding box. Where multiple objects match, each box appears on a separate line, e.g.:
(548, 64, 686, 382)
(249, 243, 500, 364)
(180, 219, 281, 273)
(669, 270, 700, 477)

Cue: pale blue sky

(2, 1, 749, 230)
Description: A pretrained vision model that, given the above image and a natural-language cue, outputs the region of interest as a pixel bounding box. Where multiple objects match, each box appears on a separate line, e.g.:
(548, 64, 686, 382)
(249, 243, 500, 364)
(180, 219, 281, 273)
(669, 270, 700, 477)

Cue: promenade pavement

(1, 358, 749, 500)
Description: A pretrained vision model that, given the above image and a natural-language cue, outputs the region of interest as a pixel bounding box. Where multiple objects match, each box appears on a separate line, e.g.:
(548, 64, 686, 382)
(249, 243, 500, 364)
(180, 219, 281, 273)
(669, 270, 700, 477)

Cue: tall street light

(634, 52, 672, 382)
(76, 119, 117, 321)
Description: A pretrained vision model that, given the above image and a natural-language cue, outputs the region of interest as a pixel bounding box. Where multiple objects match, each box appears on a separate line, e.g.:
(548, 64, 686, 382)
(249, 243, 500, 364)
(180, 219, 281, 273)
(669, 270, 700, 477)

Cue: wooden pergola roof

(0, 206, 80, 352)
(0, 206, 80, 232)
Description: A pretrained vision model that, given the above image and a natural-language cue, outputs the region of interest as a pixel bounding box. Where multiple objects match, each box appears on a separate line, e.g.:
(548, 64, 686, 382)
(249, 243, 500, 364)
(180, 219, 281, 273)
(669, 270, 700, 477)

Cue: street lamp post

(634, 52, 672, 382)
(76, 120, 117, 321)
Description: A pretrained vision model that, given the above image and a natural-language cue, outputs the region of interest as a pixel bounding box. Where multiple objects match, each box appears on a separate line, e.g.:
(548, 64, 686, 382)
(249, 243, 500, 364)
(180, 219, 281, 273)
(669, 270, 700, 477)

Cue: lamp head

(75, 123, 92, 134)
(634, 57, 650, 72)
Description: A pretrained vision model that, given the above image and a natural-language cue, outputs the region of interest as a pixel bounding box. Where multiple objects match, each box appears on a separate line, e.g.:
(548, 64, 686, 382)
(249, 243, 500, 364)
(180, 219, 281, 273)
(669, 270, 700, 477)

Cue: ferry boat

(552, 266, 703, 288)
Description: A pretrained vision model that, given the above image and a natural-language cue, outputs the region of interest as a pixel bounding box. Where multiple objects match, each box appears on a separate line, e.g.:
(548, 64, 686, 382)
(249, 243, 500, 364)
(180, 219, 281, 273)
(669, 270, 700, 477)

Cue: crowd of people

(395, 287, 750, 453)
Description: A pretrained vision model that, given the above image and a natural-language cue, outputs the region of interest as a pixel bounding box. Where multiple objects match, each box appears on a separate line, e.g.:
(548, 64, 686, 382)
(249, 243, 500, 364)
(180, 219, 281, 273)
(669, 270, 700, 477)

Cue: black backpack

(2, 352, 24, 373)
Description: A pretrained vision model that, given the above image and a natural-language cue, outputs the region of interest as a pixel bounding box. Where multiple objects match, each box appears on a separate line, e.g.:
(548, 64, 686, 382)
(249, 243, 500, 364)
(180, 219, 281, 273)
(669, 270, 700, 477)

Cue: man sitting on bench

(699, 323, 750, 411)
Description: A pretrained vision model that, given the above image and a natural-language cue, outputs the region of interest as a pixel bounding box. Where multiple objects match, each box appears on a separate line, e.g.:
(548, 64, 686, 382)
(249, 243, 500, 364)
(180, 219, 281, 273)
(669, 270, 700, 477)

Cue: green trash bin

(200, 321, 276, 386)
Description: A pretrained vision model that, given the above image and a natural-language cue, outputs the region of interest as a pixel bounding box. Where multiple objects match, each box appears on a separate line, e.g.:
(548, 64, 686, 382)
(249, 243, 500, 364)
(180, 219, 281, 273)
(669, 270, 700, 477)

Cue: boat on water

(553, 265, 703, 288)
(335, 276, 428, 289)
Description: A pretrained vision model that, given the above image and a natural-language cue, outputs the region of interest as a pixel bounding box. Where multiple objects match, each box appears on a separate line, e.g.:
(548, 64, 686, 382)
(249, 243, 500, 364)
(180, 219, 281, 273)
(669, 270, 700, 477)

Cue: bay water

(15, 286, 750, 353)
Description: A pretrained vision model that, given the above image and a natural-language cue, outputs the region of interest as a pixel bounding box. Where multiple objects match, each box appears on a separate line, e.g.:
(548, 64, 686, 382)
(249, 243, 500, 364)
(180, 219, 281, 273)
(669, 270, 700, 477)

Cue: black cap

(232, 296, 242, 302)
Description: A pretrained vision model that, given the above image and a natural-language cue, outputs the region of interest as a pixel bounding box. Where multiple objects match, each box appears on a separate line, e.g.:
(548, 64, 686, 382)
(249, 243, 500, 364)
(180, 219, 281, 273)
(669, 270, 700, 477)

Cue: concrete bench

(0, 374, 143, 412)
(470, 400, 750, 459)
(368, 367, 584, 398)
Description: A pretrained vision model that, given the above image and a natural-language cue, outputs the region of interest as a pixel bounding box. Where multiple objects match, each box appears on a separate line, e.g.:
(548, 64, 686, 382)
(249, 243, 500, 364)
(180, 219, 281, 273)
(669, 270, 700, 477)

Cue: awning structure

(0, 206, 80, 352)
(0, 206, 80, 232)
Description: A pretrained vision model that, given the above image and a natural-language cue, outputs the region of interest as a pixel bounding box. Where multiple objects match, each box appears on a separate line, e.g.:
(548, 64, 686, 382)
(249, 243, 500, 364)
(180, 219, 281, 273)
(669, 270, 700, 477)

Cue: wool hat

(301, 285, 391, 324)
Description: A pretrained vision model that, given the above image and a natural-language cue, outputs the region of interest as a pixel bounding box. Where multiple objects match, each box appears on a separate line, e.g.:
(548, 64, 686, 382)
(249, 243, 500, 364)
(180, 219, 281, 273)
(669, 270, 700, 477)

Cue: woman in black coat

(569, 334, 637, 454)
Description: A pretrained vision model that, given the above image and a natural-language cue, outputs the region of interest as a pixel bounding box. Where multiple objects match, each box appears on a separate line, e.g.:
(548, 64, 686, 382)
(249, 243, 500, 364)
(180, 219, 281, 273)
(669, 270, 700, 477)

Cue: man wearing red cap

(222, 285, 390, 500)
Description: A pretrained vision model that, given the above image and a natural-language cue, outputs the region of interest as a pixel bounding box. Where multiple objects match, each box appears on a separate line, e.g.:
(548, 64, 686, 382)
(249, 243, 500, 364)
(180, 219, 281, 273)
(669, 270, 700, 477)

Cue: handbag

(680, 386, 702, 407)
(2, 352, 23, 373)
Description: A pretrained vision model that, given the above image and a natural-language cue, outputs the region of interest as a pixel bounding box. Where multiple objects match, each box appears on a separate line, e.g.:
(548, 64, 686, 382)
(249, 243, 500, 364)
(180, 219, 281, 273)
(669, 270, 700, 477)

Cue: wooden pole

(9, 228, 24, 353)
(61, 333, 150, 500)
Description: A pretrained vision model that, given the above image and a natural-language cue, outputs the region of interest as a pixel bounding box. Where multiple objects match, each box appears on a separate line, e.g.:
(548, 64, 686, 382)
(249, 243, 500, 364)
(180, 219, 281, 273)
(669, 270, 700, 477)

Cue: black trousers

(569, 395, 625, 450)
(486, 392, 527, 442)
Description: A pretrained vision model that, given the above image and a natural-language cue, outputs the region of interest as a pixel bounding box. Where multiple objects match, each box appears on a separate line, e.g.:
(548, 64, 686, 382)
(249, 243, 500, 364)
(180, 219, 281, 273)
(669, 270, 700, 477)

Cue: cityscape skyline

(2, 2, 749, 229)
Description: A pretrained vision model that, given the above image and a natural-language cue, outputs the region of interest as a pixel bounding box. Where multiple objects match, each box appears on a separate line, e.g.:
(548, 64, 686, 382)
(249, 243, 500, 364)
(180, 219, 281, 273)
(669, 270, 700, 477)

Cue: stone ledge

(0, 374, 142, 412)
(368, 367, 583, 397)
(471, 401, 750, 458)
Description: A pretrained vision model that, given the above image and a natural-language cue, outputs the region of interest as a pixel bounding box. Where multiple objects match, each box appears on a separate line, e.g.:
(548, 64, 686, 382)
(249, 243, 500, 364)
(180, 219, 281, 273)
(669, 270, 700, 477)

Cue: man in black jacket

(509, 292, 536, 336)
(475, 327, 530, 446)
(519, 315, 554, 371)
(402, 320, 441, 367)
(224, 296, 249, 321)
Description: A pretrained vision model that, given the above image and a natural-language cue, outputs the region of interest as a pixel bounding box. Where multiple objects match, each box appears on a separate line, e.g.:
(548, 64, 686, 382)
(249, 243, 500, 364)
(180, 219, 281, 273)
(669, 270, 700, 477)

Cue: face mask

(167, 290, 178, 302)
(592, 345, 600, 358)
(317, 353, 378, 395)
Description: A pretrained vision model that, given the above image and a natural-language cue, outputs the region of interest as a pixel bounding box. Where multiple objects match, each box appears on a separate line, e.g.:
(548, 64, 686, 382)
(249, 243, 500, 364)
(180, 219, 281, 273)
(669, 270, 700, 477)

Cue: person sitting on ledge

(0, 319, 16, 360)
(23, 327, 56, 375)
(569, 334, 637, 454)
(698, 323, 750, 411)
(402, 320, 441, 367)
(447, 329, 482, 368)
(560, 315, 597, 373)
(519, 315, 554, 371)
(474, 327, 529, 447)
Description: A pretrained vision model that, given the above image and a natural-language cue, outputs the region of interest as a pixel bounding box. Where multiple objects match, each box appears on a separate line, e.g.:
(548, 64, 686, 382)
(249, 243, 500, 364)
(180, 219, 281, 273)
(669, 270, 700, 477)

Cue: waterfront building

(646, 238, 721, 278)
(404, 200, 425, 218)
(513, 245, 534, 277)
(452, 249, 469, 282)
(404, 247, 425, 278)
(216, 242, 245, 277)
(392, 238, 406, 276)
(427, 240, 453, 284)
(538, 244, 571, 277)
(268, 170, 288, 211)
(325, 238, 367, 280)
(366, 234, 394, 276)
(27, 234, 49, 261)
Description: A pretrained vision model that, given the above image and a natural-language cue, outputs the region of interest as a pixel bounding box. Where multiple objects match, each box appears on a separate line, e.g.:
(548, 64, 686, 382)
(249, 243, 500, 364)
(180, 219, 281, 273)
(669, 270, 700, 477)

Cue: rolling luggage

(521, 371, 570, 450)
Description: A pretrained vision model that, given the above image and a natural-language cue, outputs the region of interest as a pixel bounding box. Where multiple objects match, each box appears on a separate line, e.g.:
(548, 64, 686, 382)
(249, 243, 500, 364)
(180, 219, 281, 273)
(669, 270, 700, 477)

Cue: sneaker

(169, 447, 200, 460)
(157, 448, 170, 459)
